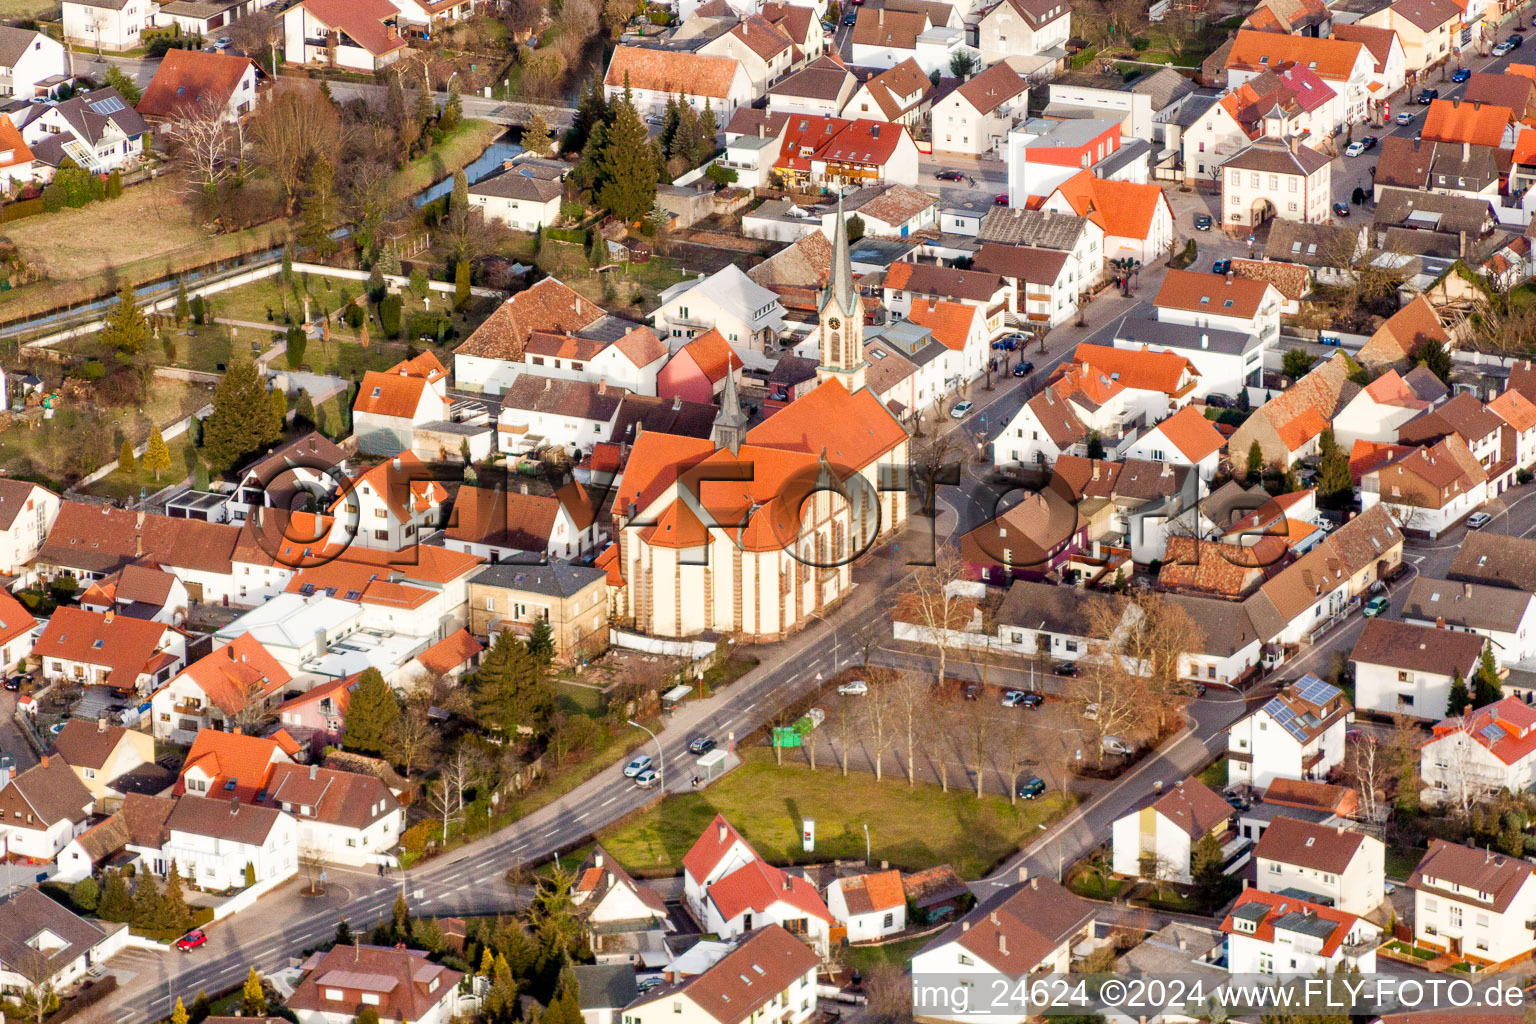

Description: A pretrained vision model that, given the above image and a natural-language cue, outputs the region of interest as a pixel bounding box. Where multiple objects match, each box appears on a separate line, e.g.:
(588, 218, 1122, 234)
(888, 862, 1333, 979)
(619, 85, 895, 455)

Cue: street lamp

(444, 70, 460, 104)
(863, 823, 871, 866)
(628, 719, 664, 790)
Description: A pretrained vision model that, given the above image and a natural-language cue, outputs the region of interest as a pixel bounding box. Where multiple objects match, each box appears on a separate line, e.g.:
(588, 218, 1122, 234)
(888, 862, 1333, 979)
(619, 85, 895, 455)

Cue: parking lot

(784, 678, 1106, 801)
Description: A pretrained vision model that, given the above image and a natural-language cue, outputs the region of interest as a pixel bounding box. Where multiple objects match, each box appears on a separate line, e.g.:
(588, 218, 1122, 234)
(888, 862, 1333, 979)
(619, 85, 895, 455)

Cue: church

(608, 202, 911, 640)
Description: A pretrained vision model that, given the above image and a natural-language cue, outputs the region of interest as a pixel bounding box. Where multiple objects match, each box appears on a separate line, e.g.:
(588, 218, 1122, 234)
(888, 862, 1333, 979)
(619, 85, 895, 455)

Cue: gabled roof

(627, 926, 820, 1024)
(1390, 0, 1460, 31)
(1253, 816, 1368, 873)
(683, 813, 757, 884)
(604, 45, 745, 99)
(175, 728, 301, 802)
(446, 483, 593, 550)
(288, 944, 462, 1021)
(708, 858, 832, 923)
(1073, 343, 1196, 395)
(331, 451, 447, 525)
(851, 6, 929, 48)
(1350, 618, 1485, 676)
(170, 632, 291, 716)
(1428, 696, 1536, 766)
(1423, 98, 1510, 148)
(137, 49, 257, 118)
(288, 0, 406, 56)
(1147, 777, 1232, 838)
(1225, 29, 1367, 82)
(1050, 170, 1169, 242)
(676, 328, 745, 384)
(256, 761, 398, 829)
(1408, 839, 1536, 912)
(35, 607, 169, 690)
(0, 888, 112, 984)
(954, 61, 1028, 115)
(1154, 269, 1275, 319)
(1219, 889, 1365, 955)
(414, 629, 483, 677)
(835, 869, 905, 914)
(884, 261, 1003, 302)
(454, 278, 605, 361)
(1148, 405, 1225, 462)
(3, 755, 92, 828)
(904, 298, 977, 351)
(1333, 24, 1401, 71)
(51, 718, 137, 772)
(1449, 531, 1536, 593)
(36, 501, 241, 576)
(919, 877, 1094, 973)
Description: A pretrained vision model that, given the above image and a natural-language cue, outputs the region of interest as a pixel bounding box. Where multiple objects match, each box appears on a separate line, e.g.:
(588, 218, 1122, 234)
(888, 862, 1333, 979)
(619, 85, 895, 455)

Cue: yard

(843, 934, 932, 975)
(597, 747, 1074, 879)
(507, 238, 690, 312)
(1386, 844, 1425, 881)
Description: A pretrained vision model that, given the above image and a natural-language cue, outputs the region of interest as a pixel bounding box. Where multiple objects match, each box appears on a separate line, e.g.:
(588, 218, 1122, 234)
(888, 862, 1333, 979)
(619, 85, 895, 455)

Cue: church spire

(711, 363, 749, 455)
(820, 194, 859, 319)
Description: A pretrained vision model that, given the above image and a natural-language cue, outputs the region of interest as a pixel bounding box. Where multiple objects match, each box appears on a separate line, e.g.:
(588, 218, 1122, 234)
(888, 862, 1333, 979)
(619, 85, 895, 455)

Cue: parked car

(634, 768, 659, 788)
(1053, 660, 1079, 677)
(1358, 135, 1378, 151)
(1016, 776, 1047, 799)
(175, 930, 208, 952)
(1194, 213, 1212, 230)
(1083, 702, 1099, 720)
(1333, 201, 1351, 218)
(1363, 596, 1390, 617)
(1395, 110, 1416, 125)
(1509, 32, 1525, 47)
(837, 680, 869, 696)
(1021, 692, 1044, 708)
(1417, 88, 1439, 104)
(1012, 360, 1035, 377)
(963, 684, 981, 700)
(1211, 258, 1231, 274)
(1467, 511, 1493, 529)
(1494, 39, 1515, 55)
(1001, 690, 1041, 708)
(1101, 736, 1134, 757)
(991, 337, 1018, 351)
(995, 193, 1009, 205)
(1205, 393, 1232, 409)
(688, 736, 716, 755)
(1344, 140, 1367, 157)
(950, 400, 974, 418)
(2, 676, 20, 691)
(843, 12, 856, 23)
(935, 169, 965, 181)
(623, 755, 654, 778)
(1222, 791, 1250, 811)
(637, 977, 666, 993)
(1452, 67, 1472, 82)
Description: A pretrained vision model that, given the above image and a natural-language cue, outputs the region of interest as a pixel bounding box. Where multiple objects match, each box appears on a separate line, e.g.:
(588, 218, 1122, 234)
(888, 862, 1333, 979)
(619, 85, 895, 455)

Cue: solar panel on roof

(1294, 675, 1342, 707)
(1263, 696, 1311, 742)
(1482, 723, 1507, 743)
(89, 96, 125, 115)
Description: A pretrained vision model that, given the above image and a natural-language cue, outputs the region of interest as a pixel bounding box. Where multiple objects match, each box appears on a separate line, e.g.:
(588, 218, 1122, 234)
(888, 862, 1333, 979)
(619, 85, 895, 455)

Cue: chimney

(1030, 877, 1038, 890)
(783, 875, 792, 891)
(310, 763, 318, 780)
(1176, 933, 1187, 951)
(1018, 866, 1029, 883)
(719, 822, 727, 843)
(758, 123, 765, 138)
(1436, 616, 1445, 628)
(392, 455, 402, 472)
(1226, 271, 1234, 285)
(1463, 141, 1471, 161)
(1201, 333, 1209, 350)
(230, 795, 240, 815)
(997, 932, 1008, 955)
(97, 717, 107, 733)
(233, 727, 242, 735)
(40, 755, 47, 770)
(989, 911, 999, 925)
(962, 920, 971, 931)
(595, 851, 604, 868)
(545, 378, 553, 391)
(598, 380, 607, 396)
(673, 395, 683, 410)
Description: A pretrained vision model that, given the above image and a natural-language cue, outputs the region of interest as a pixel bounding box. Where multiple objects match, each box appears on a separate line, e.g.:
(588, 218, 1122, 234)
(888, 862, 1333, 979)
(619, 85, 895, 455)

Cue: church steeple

(711, 364, 749, 455)
(815, 196, 867, 393)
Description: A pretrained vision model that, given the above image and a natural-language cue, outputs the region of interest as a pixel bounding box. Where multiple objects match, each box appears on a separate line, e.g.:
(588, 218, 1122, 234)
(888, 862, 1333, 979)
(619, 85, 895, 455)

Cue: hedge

(129, 905, 215, 943)
(1, 197, 44, 222)
(543, 227, 589, 244)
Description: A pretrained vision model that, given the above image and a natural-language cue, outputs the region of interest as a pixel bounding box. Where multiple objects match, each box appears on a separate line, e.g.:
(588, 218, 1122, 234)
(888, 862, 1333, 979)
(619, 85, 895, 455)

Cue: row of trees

(569, 82, 663, 224)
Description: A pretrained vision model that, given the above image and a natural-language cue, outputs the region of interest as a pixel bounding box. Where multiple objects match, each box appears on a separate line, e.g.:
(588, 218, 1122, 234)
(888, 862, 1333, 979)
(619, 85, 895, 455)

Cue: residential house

(0, 756, 93, 860)
(1043, 170, 1174, 265)
(221, 432, 349, 525)
(444, 482, 597, 564)
(1156, 537, 1268, 598)
(1356, 296, 1451, 372)
(931, 62, 1029, 157)
(658, 329, 747, 404)
(1398, 393, 1506, 492)
(574, 965, 637, 1024)
(882, 262, 1008, 336)
(49, 718, 156, 810)
(255, 762, 402, 867)
(974, 578, 1121, 664)
(495, 377, 625, 456)
(766, 55, 855, 117)
(0, 28, 66, 100)
(1332, 23, 1406, 100)
(136, 49, 260, 121)
(453, 278, 609, 394)
(1253, 816, 1385, 915)
(1449, 531, 1536, 594)
(1110, 777, 1237, 883)
(0, 478, 58, 575)
(977, 206, 1105, 289)
(1421, 696, 1536, 810)
(1006, 116, 1130, 203)
(62, 0, 151, 52)
(1488, 387, 1536, 477)
(1229, 352, 1356, 468)
(1357, 0, 1461, 74)
(79, 564, 189, 625)
(0, 587, 37, 673)
(910, 873, 1095, 1024)
(959, 489, 1083, 584)
(1223, 31, 1375, 125)
(618, 925, 820, 1024)
(805, 117, 920, 189)
(467, 562, 608, 664)
(520, 324, 669, 398)
(35, 606, 184, 695)
(840, 58, 933, 127)
(1182, 66, 1339, 185)
(279, 0, 407, 72)
(286, 943, 465, 1024)
(468, 167, 564, 232)
(1424, 99, 1513, 150)
(1372, 186, 1494, 261)
(327, 452, 447, 552)
(273, 674, 355, 753)
(1372, 137, 1502, 200)
(1046, 68, 1196, 145)
(175, 728, 301, 802)
(404, 629, 483, 686)
(1243, 0, 1332, 34)
(849, 7, 965, 75)
(1408, 840, 1536, 965)
(1111, 317, 1265, 401)
(1361, 435, 1489, 536)
(1263, 219, 1369, 286)
(975, 0, 1070, 65)
(603, 46, 754, 124)
(573, 844, 672, 965)
(1220, 889, 1380, 974)
(971, 243, 1078, 329)
(352, 352, 451, 457)
(1331, 367, 1447, 448)
(21, 86, 146, 175)
(653, 265, 786, 361)
(825, 870, 906, 942)
(1168, 592, 1275, 688)
(1051, 455, 1195, 564)
(831, 183, 937, 239)
(1222, 132, 1333, 228)
(695, 14, 798, 94)
(0, 887, 127, 996)
(1405, 577, 1536, 667)
(149, 632, 292, 746)
(1351, 617, 1487, 719)
(1228, 675, 1351, 792)
(1122, 405, 1226, 480)
(679, 815, 831, 954)
(1152, 268, 1282, 345)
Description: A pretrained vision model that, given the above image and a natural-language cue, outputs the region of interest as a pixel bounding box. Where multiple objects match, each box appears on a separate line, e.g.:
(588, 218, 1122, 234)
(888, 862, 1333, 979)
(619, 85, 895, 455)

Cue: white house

(443, 482, 597, 564)
(0, 478, 59, 577)
(279, 0, 407, 72)
(1046, 68, 1194, 144)
(0, 888, 128, 997)
(574, 845, 672, 965)
(136, 49, 261, 122)
(0, 756, 93, 861)
(287, 943, 466, 1024)
(930, 62, 1029, 157)
(1220, 890, 1380, 975)
(1409, 840, 1536, 966)
(352, 352, 451, 457)
(972, 242, 1079, 329)
(1123, 406, 1225, 481)
(62, 0, 150, 52)
(495, 377, 625, 457)
(831, 183, 937, 239)
(1226, 675, 1351, 789)
(21, 87, 147, 174)
(0, 28, 65, 100)
(825, 869, 906, 942)
(327, 451, 447, 553)
(255, 762, 401, 867)
(453, 277, 610, 396)
(1351, 618, 1488, 720)
(909, 874, 1095, 1024)
(162, 794, 297, 890)
(619, 925, 820, 1024)
(681, 815, 831, 956)
(683, 814, 773, 920)
(1152, 270, 1283, 347)
(1360, 436, 1490, 538)
(150, 632, 292, 745)
(519, 325, 668, 397)
(469, 168, 563, 232)
(1110, 777, 1236, 884)
(1253, 817, 1386, 916)
(1421, 697, 1536, 810)
(34, 606, 186, 696)
(652, 265, 786, 364)
(974, 0, 1070, 65)
(603, 46, 754, 124)
(1331, 368, 1446, 449)
(1403, 578, 1536, 668)
(1042, 170, 1175, 266)
(1112, 317, 1267, 401)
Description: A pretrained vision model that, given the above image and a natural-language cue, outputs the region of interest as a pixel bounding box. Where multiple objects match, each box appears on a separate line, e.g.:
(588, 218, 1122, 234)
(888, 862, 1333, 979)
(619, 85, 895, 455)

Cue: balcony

(173, 702, 207, 717)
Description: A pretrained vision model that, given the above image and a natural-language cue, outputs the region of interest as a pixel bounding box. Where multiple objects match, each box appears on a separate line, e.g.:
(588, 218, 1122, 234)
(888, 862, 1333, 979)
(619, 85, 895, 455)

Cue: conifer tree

(295, 389, 317, 430)
(342, 668, 400, 755)
(129, 873, 165, 932)
(522, 112, 554, 157)
(336, 916, 354, 946)
(598, 95, 658, 224)
(101, 285, 150, 356)
(163, 863, 191, 935)
(267, 388, 287, 442)
(170, 997, 188, 1024)
(241, 967, 267, 1017)
(202, 356, 273, 472)
(98, 869, 131, 922)
(118, 440, 136, 475)
(455, 260, 471, 309)
(174, 280, 190, 324)
(142, 427, 172, 481)
(300, 157, 339, 256)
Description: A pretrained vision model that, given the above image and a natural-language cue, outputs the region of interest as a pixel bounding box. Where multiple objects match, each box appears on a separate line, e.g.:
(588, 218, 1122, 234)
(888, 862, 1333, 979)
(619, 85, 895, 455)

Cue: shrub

(543, 227, 588, 244)
(190, 295, 206, 325)
(405, 312, 450, 342)
(344, 302, 365, 329)
(1, 196, 43, 222)
(1130, 36, 1150, 49)
(79, 360, 107, 380)
(379, 294, 402, 337)
(559, 200, 585, 222)
(401, 821, 437, 855)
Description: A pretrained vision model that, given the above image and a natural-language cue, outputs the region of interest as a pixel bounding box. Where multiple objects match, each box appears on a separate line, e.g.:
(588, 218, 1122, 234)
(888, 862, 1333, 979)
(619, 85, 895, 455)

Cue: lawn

(1196, 759, 1227, 790)
(1066, 867, 1129, 902)
(507, 238, 690, 312)
(844, 935, 932, 975)
(1386, 845, 1424, 881)
(597, 747, 1074, 879)
(1383, 941, 1438, 961)
(388, 119, 504, 201)
(1, 0, 56, 15)
(556, 681, 605, 716)
(83, 427, 199, 499)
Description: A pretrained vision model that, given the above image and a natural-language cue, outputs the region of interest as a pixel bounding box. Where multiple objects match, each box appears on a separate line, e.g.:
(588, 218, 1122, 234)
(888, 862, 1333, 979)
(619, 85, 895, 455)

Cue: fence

(69, 402, 213, 489)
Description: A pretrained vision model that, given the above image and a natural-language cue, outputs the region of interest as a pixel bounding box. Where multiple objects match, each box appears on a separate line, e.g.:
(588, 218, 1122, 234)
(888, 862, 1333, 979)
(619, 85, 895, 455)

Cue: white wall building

(1351, 618, 1488, 721)
(1253, 817, 1386, 916)
(1221, 890, 1380, 975)
(1409, 840, 1536, 965)
(1226, 675, 1351, 789)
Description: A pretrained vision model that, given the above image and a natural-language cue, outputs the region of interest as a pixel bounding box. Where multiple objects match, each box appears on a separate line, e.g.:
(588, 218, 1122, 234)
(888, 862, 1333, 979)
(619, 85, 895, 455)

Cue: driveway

(0, 690, 37, 776)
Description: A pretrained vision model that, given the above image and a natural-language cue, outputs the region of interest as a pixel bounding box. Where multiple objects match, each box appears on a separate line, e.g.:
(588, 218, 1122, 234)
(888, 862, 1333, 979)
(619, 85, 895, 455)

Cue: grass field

(389, 119, 504, 201)
(84, 428, 199, 499)
(844, 935, 932, 975)
(0, 0, 56, 16)
(597, 748, 1074, 879)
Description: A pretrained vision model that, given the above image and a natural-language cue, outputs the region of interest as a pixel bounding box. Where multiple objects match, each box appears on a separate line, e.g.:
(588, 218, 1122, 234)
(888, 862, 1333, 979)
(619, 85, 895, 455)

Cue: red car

(994, 194, 1009, 205)
(175, 929, 208, 952)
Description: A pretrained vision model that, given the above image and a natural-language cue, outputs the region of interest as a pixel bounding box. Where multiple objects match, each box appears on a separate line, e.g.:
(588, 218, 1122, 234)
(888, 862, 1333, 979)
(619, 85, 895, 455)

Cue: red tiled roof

(1429, 696, 1536, 766)
(1152, 406, 1225, 462)
(1050, 170, 1169, 242)
(1219, 889, 1365, 956)
(291, 0, 406, 56)
(331, 452, 447, 525)
(137, 49, 257, 118)
(1423, 99, 1511, 147)
(0, 113, 34, 169)
(708, 858, 832, 923)
(36, 607, 170, 690)
(604, 45, 745, 100)
(172, 633, 291, 717)
(683, 813, 757, 884)
(175, 728, 300, 802)
(679, 328, 744, 384)
(905, 297, 977, 350)
(1225, 30, 1367, 82)
(415, 629, 483, 676)
(1073, 343, 1195, 395)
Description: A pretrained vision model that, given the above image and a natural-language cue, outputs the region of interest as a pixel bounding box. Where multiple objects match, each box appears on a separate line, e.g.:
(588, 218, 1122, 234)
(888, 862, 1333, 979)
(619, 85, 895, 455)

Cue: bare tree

(442, 746, 481, 818)
(1345, 735, 1390, 826)
(956, 693, 994, 798)
(865, 964, 914, 1024)
(897, 546, 968, 688)
(859, 683, 897, 782)
(888, 670, 929, 786)
(428, 779, 463, 844)
(393, 703, 441, 778)
(226, 8, 283, 72)
(6, 947, 58, 1024)
(1066, 599, 1149, 764)
(1124, 593, 1206, 735)
(920, 690, 958, 792)
(1000, 711, 1034, 805)
(829, 693, 858, 777)
(247, 80, 343, 214)
(166, 96, 236, 197)
(298, 845, 327, 895)
(1382, 491, 1431, 533)
(910, 424, 964, 518)
(1424, 718, 1504, 821)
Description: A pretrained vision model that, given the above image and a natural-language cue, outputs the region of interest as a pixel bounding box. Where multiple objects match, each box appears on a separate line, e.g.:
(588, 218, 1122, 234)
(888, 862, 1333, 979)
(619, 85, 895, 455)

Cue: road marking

(599, 795, 618, 807)
(543, 828, 561, 837)
(743, 701, 756, 711)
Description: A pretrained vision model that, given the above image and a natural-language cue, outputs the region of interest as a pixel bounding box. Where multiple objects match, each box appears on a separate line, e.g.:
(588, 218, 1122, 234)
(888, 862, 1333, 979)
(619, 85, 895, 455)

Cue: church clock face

(827, 317, 841, 331)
